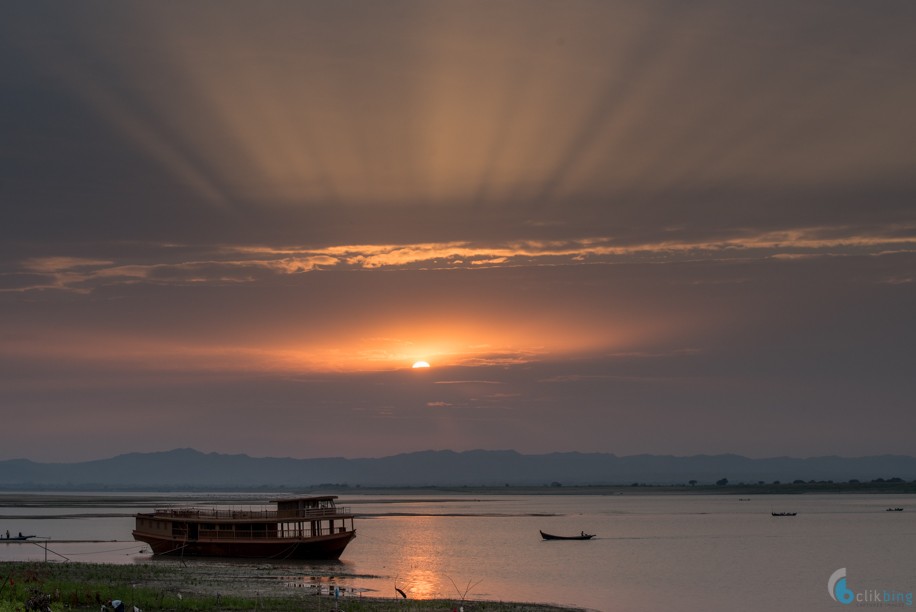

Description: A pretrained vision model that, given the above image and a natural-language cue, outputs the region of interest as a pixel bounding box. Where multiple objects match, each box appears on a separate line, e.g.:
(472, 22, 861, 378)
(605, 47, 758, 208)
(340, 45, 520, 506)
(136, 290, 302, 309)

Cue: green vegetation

(2, 478, 915, 496)
(0, 562, 578, 611)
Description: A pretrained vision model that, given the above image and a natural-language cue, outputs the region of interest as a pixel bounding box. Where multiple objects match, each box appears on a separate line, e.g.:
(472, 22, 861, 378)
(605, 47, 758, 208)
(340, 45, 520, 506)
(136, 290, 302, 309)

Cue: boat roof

(269, 495, 339, 503)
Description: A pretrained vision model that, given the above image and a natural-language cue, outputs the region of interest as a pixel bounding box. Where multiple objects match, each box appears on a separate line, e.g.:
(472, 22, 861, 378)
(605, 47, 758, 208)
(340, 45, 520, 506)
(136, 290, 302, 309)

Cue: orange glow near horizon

(0, 309, 678, 376)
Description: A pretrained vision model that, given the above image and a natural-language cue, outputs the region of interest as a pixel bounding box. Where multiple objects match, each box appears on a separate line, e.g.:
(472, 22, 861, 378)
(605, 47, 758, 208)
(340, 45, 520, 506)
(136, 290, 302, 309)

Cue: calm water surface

(1, 492, 914, 611)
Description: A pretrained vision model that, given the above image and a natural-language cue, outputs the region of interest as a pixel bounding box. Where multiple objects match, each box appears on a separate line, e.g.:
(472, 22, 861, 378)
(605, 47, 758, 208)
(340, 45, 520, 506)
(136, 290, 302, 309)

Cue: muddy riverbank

(0, 562, 584, 611)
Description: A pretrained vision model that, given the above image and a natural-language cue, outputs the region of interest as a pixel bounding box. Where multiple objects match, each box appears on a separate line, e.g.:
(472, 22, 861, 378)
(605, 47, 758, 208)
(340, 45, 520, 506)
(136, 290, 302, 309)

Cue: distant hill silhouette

(1, 449, 915, 489)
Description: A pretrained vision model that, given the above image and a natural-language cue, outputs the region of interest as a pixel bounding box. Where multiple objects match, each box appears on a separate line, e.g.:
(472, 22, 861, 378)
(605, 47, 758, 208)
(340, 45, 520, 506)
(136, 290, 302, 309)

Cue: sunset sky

(2, 1, 914, 462)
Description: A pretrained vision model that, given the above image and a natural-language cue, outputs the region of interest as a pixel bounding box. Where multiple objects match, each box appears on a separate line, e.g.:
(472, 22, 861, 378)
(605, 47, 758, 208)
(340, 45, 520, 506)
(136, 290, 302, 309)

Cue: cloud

(4, 224, 913, 294)
(4, 2, 916, 247)
(1, 1, 915, 461)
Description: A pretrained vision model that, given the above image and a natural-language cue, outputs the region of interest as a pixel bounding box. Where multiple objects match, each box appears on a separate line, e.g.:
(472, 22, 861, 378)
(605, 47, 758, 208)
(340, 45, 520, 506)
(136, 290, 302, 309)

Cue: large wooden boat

(133, 495, 356, 560)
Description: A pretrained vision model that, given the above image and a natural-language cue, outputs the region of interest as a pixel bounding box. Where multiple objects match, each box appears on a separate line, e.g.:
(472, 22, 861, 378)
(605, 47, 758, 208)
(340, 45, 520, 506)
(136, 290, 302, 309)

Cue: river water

(1, 492, 914, 611)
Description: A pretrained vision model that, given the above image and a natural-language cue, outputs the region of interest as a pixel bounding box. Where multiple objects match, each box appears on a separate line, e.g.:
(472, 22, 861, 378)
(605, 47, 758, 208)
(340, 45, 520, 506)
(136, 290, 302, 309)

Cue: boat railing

(150, 507, 352, 520)
(192, 524, 353, 540)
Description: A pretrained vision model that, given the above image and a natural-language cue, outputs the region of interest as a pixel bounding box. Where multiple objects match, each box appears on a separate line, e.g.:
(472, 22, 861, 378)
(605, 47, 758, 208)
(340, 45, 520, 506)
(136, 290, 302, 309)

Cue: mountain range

(2, 449, 916, 489)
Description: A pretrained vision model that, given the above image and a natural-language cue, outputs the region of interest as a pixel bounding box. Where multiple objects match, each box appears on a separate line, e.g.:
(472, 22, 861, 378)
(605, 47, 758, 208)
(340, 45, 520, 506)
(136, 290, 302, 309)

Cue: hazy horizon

(2, 1, 914, 463)
(7, 447, 916, 465)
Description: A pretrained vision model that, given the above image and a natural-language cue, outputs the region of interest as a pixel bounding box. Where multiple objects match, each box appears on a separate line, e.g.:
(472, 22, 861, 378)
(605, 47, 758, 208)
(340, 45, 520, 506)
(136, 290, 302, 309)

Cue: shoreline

(0, 561, 585, 611)
(1, 480, 915, 498)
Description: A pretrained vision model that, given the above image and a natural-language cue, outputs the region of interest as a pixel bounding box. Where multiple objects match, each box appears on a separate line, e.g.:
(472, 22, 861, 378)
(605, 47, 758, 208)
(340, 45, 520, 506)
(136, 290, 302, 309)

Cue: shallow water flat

(1, 492, 914, 611)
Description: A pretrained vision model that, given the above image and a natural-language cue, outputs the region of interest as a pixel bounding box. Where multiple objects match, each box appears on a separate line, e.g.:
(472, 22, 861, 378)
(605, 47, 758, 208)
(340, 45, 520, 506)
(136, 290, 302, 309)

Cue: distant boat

(133, 495, 356, 560)
(2, 534, 36, 542)
(886, 507, 904, 512)
(540, 530, 595, 540)
(771, 512, 797, 517)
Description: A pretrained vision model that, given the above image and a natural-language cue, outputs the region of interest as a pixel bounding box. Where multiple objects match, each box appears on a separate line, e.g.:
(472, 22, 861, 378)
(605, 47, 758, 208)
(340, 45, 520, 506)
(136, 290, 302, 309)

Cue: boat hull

(133, 531, 356, 560)
(539, 530, 595, 540)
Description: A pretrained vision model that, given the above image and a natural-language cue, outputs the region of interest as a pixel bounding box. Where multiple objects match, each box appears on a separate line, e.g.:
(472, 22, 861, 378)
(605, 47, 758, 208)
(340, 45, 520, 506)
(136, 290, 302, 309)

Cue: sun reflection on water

(391, 515, 453, 600)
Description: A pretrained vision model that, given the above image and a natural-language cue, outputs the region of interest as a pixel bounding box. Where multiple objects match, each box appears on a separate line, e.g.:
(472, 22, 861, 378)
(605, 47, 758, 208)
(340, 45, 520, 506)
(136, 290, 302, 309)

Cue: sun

(411, 361, 431, 369)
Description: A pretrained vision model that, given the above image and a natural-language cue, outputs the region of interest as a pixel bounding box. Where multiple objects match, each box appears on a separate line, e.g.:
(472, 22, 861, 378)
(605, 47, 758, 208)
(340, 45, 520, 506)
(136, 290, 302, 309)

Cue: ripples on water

(1, 492, 914, 611)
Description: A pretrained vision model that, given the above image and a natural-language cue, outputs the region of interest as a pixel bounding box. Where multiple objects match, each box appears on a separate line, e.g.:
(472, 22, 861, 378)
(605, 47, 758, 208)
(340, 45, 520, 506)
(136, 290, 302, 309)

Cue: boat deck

(148, 506, 352, 522)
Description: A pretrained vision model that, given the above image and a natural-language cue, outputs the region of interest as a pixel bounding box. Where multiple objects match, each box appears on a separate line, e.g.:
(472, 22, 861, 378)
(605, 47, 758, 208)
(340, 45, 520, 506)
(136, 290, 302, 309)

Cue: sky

(1, 1, 914, 463)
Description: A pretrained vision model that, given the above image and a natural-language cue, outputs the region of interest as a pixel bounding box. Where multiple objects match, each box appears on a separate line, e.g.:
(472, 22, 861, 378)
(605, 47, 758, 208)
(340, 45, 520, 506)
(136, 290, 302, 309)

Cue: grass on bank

(0, 562, 579, 611)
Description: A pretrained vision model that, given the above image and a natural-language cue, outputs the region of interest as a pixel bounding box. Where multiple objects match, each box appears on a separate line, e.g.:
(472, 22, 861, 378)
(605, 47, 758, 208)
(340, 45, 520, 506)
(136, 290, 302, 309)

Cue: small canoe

(2, 534, 36, 542)
(540, 530, 595, 540)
